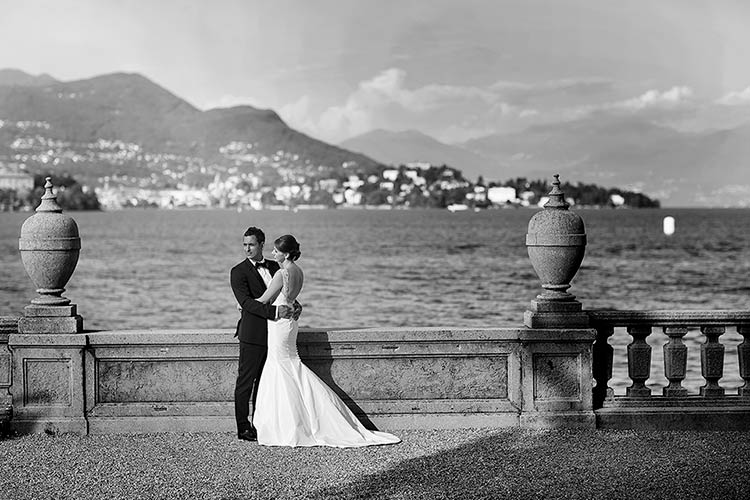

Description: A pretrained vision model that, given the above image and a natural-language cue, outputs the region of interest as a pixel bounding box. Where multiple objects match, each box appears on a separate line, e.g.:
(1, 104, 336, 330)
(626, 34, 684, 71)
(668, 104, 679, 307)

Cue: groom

(230, 226, 299, 442)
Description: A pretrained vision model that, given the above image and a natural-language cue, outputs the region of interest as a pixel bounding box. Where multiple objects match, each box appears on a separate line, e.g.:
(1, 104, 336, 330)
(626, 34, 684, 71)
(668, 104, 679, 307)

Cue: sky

(1, 0, 750, 144)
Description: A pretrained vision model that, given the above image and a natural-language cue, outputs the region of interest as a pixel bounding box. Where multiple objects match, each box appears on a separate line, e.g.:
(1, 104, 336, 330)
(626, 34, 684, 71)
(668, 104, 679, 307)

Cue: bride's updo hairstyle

(275, 234, 301, 261)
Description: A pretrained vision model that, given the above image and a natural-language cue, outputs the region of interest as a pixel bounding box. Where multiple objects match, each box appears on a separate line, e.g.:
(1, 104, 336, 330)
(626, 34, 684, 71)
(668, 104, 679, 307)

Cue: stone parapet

(588, 310, 750, 327)
(85, 329, 237, 434)
(7, 326, 597, 434)
(297, 327, 525, 430)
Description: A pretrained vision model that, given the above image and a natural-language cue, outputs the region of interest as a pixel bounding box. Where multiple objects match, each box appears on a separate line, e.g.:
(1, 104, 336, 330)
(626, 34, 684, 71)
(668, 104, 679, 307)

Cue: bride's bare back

(281, 263, 304, 304)
(254, 263, 303, 306)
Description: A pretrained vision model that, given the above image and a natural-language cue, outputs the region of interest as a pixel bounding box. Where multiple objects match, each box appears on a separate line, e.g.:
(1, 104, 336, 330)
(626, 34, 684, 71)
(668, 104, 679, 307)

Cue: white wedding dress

(254, 268, 400, 448)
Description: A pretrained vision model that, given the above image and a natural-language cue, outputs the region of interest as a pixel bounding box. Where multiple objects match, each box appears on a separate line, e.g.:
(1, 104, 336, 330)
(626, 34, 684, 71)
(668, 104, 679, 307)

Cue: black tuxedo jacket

(230, 259, 279, 345)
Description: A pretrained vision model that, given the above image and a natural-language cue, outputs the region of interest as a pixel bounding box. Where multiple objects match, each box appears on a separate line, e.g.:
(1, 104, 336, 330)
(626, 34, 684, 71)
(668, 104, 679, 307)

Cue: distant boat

(447, 204, 469, 212)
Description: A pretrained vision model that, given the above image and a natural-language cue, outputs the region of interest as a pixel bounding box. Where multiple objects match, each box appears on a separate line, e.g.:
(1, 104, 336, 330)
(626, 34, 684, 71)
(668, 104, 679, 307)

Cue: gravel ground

(1, 428, 749, 500)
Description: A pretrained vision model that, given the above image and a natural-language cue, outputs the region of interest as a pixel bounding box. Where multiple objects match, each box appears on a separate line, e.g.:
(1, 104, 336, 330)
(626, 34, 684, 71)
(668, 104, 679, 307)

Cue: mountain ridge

(0, 68, 58, 87)
(341, 113, 750, 206)
(458, 114, 750, 205)
(0, 68, 382, 173)
(340, 128, 501, 181)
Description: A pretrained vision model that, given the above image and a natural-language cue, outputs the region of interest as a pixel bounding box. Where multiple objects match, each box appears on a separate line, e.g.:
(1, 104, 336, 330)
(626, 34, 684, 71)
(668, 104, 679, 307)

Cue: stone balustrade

(589, 310, 750, 430)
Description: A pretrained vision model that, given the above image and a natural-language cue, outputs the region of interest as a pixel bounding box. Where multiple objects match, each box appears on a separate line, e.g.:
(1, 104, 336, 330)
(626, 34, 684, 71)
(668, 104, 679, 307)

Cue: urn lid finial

(543, 174, 569, 210)
(35, 177, 63, 213)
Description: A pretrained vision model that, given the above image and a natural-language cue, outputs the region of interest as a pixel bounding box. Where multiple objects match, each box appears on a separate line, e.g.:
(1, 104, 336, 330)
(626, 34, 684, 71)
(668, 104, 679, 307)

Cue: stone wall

(0, 317, 17, 435)
(8, 326, 596, 434)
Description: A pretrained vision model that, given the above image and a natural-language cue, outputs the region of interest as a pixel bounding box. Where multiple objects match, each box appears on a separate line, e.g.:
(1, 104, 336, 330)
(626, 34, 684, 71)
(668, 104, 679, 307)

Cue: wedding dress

(254, 268, 400, 447)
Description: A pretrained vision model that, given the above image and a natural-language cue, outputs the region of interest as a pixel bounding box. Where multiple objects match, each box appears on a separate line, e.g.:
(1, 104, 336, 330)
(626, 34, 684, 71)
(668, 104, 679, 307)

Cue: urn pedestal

(524, 175, 588, 328)
(17, 178, 83, 334)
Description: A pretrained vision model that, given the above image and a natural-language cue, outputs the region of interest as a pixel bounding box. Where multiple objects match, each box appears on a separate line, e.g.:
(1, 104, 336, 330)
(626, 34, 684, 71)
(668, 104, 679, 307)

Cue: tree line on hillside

(0, 174, 101, 211)
(332, 163, 659, 209)
(496, 177, 660, 208)
(371, 164, 659, 209)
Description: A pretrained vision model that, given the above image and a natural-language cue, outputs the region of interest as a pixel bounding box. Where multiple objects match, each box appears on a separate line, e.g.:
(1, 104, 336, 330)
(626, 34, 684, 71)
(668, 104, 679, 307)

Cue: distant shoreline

(3, 205, 743, 213)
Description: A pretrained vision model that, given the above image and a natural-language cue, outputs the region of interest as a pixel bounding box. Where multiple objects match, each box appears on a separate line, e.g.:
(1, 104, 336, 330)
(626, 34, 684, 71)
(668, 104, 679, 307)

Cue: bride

(252, 234, 400, 448)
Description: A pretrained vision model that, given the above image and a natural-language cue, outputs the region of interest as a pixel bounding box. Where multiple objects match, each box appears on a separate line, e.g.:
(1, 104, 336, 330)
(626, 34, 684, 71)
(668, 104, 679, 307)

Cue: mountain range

(341, 114, 750, 207)
(340, 129, 499, 180)
(1, 68, 748, 206)
(0, 69, 381, 175)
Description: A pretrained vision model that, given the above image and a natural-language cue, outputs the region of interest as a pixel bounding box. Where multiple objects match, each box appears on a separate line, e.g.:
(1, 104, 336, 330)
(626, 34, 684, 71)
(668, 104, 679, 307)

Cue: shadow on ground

(308, 429, 750, 500)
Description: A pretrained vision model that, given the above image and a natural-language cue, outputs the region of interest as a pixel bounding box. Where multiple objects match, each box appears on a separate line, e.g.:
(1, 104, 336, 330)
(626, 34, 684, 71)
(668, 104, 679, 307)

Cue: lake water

(1, 207, 749, 393)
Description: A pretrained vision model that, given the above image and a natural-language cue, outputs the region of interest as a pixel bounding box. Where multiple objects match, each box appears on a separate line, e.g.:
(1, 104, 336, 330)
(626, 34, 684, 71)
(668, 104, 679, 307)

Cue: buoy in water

(663, 216, 675, 235)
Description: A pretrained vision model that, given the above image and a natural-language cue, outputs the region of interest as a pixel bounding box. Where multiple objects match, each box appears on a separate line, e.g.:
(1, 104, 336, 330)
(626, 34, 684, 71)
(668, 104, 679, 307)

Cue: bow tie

(254, 261, 268, 269)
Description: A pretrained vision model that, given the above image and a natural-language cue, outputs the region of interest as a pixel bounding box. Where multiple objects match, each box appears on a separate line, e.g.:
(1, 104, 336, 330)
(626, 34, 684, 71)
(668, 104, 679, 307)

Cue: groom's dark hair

(244, 226, 265, 244)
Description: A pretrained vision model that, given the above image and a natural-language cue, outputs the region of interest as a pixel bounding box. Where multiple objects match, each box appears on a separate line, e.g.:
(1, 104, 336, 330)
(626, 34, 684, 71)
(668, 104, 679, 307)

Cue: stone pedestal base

(8, 333, 87, 435)
(518, 328, 597, 429)
(520, 411, 596, 429)
(18, 304, 82, 334)
(524, 299, 590, 328)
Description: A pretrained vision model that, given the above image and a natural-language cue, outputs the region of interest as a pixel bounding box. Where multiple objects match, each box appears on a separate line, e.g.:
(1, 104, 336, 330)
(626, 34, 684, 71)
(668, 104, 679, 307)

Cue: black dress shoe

(237, 428, 257, 441)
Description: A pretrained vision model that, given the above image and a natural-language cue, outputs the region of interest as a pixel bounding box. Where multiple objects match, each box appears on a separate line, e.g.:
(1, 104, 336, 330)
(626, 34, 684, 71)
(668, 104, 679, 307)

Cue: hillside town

(0, 158, 655, 212)
(0, 119, 658, 211)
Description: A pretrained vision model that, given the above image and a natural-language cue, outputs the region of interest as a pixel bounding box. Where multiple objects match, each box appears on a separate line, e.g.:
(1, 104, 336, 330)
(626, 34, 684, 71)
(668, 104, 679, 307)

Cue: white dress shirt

(253, 259, 273, 286)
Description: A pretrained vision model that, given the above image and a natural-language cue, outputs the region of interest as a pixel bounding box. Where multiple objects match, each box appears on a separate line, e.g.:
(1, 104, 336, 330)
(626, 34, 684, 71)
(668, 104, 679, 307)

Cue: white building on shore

(0, 170, 34, 194)
(487, 186, 517, 205)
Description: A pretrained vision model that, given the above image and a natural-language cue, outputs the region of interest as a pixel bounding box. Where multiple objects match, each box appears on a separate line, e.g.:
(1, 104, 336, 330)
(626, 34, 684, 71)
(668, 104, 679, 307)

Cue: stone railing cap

(587, 309, 750, 326)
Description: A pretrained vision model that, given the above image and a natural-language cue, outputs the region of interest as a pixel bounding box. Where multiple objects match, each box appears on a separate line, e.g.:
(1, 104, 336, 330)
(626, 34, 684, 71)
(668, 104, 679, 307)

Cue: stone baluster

(738, 326, 750, 397)
(662, 326, 688, 396)
(626, 326, 652, 397)
(592, 324, 614, 408)
(699, 326, 725, 397)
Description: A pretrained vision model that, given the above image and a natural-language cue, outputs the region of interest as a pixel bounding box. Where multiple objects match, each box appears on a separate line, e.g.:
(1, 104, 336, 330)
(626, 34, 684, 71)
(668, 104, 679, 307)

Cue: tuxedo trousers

(234, 341, 267, 432)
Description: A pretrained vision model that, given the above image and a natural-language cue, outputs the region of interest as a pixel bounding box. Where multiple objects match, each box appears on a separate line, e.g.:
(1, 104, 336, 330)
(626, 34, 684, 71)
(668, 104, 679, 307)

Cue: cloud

(279, 67, 519, 143)
(279, 73, 704, 145)
(550, 85, 697, 123)
(717, 86, 750, 106)
(489, 77, 615, 104)
(342, 68, 499, 114)
(614, 86, 694, 110)
(278, 95, 318, 131)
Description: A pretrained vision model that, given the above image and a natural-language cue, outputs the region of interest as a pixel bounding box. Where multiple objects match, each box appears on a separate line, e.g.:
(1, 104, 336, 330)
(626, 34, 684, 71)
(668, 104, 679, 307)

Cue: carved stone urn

(524, 175, 589, 328)
(18, 178, 83, 333)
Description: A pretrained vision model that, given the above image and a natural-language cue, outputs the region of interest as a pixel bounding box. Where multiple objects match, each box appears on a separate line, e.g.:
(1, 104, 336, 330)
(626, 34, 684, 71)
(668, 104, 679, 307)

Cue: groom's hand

(277, 305, 293, 319)
(292, 301, 303, 321)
